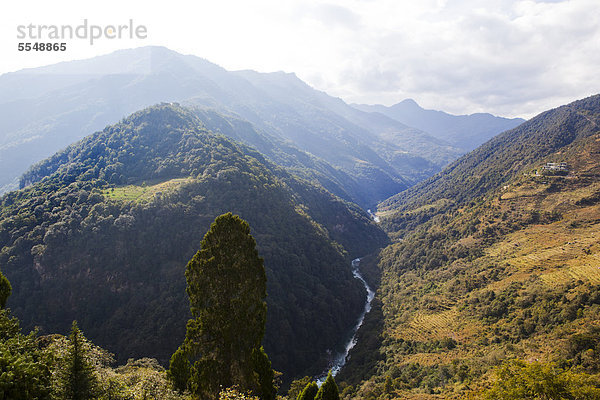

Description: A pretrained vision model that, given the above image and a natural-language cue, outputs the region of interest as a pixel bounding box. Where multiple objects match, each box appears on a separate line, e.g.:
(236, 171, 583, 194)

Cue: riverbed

(317, 257, 375, 383)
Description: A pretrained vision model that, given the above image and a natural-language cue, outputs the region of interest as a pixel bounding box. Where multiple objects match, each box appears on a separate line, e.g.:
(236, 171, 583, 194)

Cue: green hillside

(337, 95, 600, 398)
(0, 104, 388, 382)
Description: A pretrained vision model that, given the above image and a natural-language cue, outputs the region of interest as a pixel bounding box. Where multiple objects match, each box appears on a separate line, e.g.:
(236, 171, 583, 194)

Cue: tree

(60, 321, 100, 400)
(297, 381, 319, 400)
(173, 213, 275, 399)
(485, 359, 600, 399)
(0, 272, 50, 400)
(315, 371, 339, 400)
(252, 346, 276, 400)
(383, 375, 393, 395)
(168, 346, 191, 393)
(287, 376, 312, 400)
(0, 309, 51, 400)
(0, 270, 11, 309)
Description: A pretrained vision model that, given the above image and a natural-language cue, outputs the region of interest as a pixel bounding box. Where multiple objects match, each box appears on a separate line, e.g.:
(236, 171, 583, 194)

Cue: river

(317, 257, 375, 384)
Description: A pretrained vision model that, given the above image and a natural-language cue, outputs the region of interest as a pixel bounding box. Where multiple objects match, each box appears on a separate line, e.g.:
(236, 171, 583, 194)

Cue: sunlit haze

(1, 0, 598, 118)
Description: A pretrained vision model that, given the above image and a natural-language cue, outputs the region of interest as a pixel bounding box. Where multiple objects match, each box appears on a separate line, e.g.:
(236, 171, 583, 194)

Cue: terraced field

(541, 254, 600, 286)
(380, 174, 600, 390)
(393, 309, 460, 342)
(482, 173, 600, 286)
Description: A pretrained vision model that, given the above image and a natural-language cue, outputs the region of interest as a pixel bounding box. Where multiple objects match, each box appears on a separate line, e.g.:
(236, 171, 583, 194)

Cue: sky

(1, 0, 598, 119)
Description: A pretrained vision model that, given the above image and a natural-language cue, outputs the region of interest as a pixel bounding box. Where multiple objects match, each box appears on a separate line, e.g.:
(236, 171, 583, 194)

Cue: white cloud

(1, 0, 598, 118)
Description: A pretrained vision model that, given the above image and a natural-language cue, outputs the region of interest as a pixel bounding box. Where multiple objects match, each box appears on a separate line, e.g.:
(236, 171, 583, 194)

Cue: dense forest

(0, 104, 388, 383)
(0, 212, 344, 399)
(335, 95, 600, 398)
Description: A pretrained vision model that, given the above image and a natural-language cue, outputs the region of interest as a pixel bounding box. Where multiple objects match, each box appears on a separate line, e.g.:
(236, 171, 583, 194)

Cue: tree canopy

(485, 359, 600, 399)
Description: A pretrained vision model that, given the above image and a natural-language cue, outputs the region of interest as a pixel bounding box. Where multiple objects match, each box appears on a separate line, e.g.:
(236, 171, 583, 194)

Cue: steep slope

(338, 95, 600, 398)
(354, 98, 525, 152)
(233, 70, 460, 175)
(0, 104, 388, 382)
(379, 94, 600, 222)
(182, 108, 383, 207)
(0, 46, 461, 206)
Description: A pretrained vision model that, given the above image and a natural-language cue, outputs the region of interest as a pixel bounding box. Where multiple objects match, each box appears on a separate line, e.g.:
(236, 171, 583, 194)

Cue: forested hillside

(0, 104, 388, 382)
(337, 95, 600, 398)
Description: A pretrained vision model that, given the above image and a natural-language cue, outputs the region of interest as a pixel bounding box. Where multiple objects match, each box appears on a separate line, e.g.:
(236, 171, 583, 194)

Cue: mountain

(0, 104, 389, 382)
(353, 98, 525, 152)
(231, 70, 461, 175)
(337, 94, 600, 398)
(0, 46, 463, 207)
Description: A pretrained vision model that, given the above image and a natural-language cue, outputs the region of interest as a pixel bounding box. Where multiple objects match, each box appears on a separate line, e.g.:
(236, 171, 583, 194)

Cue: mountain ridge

(353, 98, 525, 152)
(379, 94, 600, 218)
(0, 46, 509, 208)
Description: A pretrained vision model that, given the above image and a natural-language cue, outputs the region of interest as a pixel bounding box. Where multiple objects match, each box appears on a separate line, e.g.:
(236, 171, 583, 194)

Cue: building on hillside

(542, 162, 569, 174)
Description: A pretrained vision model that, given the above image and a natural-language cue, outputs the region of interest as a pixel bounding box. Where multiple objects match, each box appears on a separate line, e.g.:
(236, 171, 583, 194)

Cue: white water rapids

(367, 209, 380, 223)
(317, 257, 375, 384)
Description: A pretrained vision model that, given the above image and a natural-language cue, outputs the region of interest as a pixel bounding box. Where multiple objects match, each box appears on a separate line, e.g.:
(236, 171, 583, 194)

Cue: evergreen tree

(0, 270, 11, 309)
(252, 346, 276, 400)
(315, 371, 339, 400)
(62, 321, 99, 400)
(173, 212, 275, 399)
(167, 346, 191, 393)
(297, 381, 319, 400)
(287, 377, 312, 400)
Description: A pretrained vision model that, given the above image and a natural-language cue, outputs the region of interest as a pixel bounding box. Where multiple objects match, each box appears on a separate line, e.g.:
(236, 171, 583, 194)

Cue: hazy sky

(1, 0, 598, 118)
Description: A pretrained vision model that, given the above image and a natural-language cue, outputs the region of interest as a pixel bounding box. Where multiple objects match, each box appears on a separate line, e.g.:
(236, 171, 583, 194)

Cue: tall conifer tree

(170, 213, 275, 399)
(297, 381, 319, 400)
(62, 321, 99, 400)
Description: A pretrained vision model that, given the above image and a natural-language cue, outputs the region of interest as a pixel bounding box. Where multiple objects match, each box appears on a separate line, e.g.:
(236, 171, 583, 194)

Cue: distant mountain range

(353, 99, 524, 152)
(0, 46, 519, 207)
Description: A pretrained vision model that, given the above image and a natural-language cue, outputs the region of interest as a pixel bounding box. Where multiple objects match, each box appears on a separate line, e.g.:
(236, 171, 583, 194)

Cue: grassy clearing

(102, 177, 194, 203)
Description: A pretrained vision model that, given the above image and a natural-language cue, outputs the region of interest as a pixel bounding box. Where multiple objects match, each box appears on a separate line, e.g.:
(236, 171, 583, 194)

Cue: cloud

(1, 0, 598, 118)
(301, 3, 362, 30)
(298, 0, 600, 118)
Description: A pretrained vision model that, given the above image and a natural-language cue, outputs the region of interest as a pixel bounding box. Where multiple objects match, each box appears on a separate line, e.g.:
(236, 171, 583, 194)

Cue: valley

(0, 47, 599, 400)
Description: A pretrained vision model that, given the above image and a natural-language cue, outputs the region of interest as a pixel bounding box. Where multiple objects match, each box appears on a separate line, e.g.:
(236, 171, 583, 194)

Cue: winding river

(317, 257, 375, 383)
